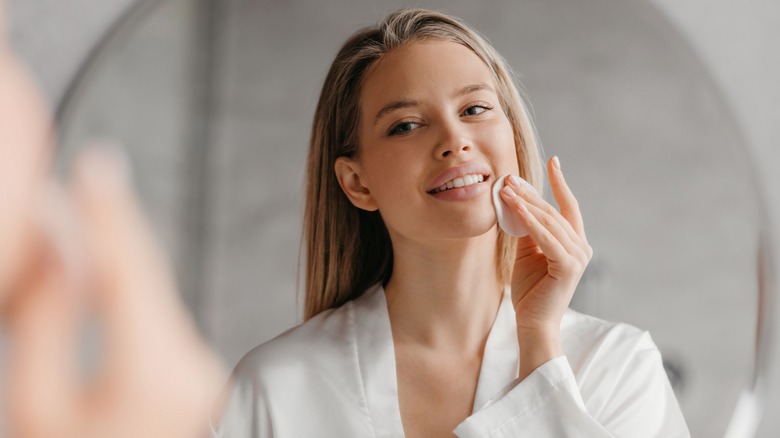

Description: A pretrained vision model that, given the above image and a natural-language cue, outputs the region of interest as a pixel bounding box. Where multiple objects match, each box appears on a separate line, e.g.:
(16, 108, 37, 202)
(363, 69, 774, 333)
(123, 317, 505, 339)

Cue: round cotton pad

(491, 174, 537, 237)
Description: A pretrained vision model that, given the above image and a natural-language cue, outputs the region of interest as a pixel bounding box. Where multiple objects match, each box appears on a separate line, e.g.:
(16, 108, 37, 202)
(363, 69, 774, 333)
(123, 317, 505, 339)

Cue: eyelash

(387, 102, 494, 136)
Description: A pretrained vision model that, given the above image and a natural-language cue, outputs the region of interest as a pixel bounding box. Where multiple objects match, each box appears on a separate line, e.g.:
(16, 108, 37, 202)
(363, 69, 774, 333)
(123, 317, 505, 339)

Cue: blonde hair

(302, 8, 544, 320)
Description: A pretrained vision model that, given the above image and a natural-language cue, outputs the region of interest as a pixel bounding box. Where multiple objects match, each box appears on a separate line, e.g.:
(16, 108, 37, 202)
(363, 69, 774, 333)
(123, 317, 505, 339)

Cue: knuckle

(538, 231, 554, 245)
(539, 214, 555, 229)
(562, 260, 580, 276)
(570, 254, 587, 272)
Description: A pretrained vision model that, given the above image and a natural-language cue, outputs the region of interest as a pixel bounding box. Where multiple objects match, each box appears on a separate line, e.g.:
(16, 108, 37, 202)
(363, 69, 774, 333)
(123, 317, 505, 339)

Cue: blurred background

(4, 0, 779, 436)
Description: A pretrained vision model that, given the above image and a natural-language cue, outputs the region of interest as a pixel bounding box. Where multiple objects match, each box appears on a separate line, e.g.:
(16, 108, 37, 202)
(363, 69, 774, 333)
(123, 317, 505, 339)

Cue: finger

(504, 173, 581, 245)
(72, 146, 225, 436)
(504, 186, 580, 255)
(0, 45, 54, 307)
(521, 198, 581, 257)
(71, 146, 223, 388)
(547, 156, 586, 238)
(514, 235, 543, 259)
(500, 187, 569, 264)
(70, 146, 191, 366)
(5, 232, 79, 437)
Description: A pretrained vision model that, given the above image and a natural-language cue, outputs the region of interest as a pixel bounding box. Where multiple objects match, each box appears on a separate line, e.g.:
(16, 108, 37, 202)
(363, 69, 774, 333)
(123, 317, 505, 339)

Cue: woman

(213, 8, 689, 438)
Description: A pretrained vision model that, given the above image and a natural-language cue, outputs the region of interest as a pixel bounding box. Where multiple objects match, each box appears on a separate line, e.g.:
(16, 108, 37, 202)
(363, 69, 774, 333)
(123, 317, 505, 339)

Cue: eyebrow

(372, 82, 496, 126)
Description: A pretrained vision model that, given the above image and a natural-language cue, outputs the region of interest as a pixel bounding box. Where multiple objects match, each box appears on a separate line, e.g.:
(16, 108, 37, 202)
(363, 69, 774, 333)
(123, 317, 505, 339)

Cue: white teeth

(433, 174, 486, 193)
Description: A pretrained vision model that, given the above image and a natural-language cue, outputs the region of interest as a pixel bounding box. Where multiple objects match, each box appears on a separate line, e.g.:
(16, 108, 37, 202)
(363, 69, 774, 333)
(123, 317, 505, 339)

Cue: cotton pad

(491, 174, 537, 237)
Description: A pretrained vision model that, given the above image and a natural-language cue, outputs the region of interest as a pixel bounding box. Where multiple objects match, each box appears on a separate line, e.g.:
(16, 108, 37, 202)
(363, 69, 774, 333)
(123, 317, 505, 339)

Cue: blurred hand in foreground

(0, 3, 225, 437)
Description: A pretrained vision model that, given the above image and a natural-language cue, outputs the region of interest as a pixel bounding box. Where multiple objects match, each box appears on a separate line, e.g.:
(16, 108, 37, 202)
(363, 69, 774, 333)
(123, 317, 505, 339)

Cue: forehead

(360, 40, 496, 111)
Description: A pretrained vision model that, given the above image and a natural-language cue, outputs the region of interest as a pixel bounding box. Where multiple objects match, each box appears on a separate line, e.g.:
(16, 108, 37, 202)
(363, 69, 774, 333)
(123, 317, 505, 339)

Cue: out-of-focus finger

(0, 42, 53, 307)
(71, 146, 190, 362)
(5, 230, 79, 437)
(547, 156, 586, 238)
(72, 145, 225, 437)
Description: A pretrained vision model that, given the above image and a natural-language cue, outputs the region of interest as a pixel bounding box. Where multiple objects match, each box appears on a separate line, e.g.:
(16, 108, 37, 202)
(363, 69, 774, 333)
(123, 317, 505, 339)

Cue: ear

(334, 156, 378, 212)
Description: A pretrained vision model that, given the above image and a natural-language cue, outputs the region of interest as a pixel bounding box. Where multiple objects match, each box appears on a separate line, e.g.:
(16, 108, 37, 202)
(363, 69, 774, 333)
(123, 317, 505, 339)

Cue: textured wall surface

(5, 0, 780, 436)
(6, 0, 137, 104)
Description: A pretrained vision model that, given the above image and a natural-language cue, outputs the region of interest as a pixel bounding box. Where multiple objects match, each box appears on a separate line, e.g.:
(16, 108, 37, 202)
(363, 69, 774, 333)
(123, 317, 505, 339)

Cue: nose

(433, 118, 472, 159)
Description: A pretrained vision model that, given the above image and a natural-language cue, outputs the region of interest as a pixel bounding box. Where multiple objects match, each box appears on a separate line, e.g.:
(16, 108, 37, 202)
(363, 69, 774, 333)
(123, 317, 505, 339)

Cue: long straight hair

(302, 8, 544, 320)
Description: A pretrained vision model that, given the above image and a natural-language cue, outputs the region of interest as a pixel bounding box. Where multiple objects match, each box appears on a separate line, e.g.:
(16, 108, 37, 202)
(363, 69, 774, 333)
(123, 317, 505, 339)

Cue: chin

(424, 213, 499, 240)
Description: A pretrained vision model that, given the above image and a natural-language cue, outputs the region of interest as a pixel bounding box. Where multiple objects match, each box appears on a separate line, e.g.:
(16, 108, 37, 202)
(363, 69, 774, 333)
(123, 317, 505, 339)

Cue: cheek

(357, 148, 410, 213)
(482, 117, 519, 163)
(363, 149, 420, 202)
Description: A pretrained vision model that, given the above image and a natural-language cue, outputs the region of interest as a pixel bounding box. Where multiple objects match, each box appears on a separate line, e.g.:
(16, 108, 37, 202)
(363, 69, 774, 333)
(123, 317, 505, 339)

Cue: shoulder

(561, 308, 662, 385)
(213, 299, 369, 435)
(560, 308, 668, 405)
(230, 301, 354, 385)
(561, 307, 657, 359)
(213, 300, 358, 427)
(557, 310, 687, 433)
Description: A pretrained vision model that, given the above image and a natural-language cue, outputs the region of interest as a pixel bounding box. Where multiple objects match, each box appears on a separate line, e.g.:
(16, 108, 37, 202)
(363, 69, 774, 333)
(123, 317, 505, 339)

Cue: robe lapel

(352, 283, 405, 437)
(352, 283, 519, 435)
(471, 285, 520, 413)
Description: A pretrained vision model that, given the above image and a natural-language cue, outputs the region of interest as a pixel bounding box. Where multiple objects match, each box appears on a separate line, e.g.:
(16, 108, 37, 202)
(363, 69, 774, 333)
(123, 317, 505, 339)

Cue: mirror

(56, 0, 770, 436)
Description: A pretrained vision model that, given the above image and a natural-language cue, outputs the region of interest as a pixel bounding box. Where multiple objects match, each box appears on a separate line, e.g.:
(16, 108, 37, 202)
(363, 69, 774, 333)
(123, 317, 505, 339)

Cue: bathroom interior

(4, 0, 780, 436)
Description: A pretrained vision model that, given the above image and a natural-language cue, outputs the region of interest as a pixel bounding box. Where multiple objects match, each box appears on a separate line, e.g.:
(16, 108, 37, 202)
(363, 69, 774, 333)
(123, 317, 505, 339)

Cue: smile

(430, 174, 487, 194)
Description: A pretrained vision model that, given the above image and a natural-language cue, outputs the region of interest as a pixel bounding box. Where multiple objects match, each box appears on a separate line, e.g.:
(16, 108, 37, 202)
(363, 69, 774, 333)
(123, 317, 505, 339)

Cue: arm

(458, 157, 688, 437)
(455, 331, 689, 437)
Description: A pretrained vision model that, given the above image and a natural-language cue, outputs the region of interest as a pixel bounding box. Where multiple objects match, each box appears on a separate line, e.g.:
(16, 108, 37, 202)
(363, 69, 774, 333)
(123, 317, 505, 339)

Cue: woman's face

(344, 39, 520, 241)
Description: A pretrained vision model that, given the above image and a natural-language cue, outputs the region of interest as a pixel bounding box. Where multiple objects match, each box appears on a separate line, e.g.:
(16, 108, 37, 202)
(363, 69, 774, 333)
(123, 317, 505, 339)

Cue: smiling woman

(51, 0, 768, 437)
(209, 9, 688, 437)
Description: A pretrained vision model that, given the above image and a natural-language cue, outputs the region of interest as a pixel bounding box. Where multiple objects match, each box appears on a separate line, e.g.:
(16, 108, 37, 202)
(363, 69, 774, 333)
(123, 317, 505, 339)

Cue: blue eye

(463, 103, 492, 116)
(388, 121, 419, 136)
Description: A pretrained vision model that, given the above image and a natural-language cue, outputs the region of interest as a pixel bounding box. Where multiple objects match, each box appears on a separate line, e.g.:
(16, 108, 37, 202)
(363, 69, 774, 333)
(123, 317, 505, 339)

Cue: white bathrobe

(212, 283, 690, 437)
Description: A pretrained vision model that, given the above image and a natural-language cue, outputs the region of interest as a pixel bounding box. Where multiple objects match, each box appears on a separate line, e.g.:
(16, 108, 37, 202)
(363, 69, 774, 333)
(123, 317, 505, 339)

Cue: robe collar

(351, 283, 519, 436)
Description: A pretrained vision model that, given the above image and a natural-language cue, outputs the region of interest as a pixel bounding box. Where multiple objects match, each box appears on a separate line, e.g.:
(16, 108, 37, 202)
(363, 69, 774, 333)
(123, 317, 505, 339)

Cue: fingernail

(516, 199, 528, 213)
(501, 186, 516, 198)
(552, 156, 561, 170)
(508, 175, 522, 187)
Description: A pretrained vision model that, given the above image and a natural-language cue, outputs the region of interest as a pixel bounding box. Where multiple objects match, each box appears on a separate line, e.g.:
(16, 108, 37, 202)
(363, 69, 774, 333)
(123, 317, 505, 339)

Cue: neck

(384, 227, 504, 356)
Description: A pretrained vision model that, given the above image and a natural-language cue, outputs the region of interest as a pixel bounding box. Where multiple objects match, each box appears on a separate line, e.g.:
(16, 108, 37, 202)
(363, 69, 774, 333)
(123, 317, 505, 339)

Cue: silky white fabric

(211, 283, 690, 437)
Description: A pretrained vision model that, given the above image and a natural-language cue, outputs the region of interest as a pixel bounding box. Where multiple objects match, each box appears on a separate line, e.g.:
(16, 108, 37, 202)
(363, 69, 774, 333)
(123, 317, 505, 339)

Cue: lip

(426, 161, 492, 193)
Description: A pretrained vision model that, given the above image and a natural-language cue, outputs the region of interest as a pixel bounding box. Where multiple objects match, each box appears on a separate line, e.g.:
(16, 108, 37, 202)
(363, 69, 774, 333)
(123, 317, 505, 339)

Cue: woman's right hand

(1, 5, 225, 436)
